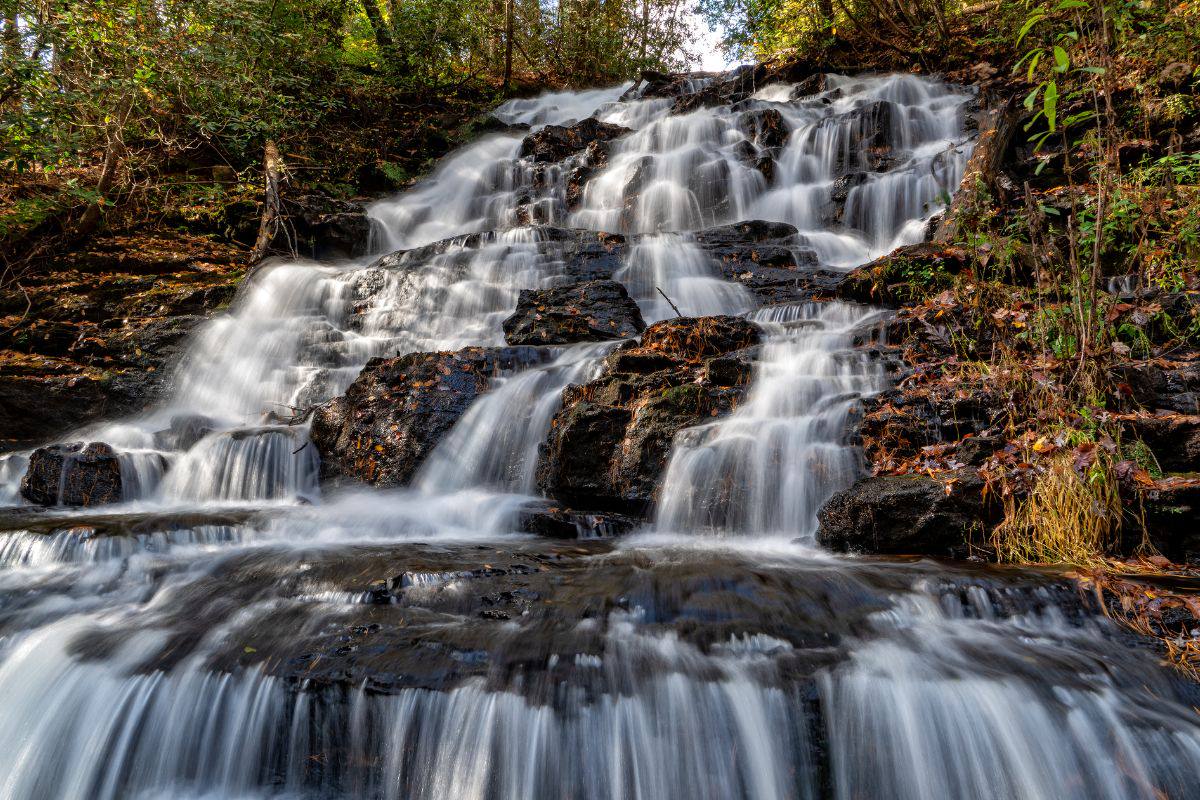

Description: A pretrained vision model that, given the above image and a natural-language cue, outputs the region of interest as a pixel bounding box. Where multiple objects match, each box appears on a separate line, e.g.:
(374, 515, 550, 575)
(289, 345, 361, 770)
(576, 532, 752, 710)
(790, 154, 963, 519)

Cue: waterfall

(616, 233, 756, 321)
(654, 302, 888, 537)
(1, 70, 1199, 800)
(414, 342, 615, 495)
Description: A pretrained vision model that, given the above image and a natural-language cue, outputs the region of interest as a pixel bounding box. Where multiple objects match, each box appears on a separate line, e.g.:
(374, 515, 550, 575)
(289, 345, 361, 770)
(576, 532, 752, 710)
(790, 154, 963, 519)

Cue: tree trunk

(360, 0, 394, 53)
(637, 0, 649, 63)
(502, 0, 514, 89)
(2, 1, 19, 64)
(75, 107, 128, 239)
(251, 140, 288, 263)
(934, 97, 1021, 245)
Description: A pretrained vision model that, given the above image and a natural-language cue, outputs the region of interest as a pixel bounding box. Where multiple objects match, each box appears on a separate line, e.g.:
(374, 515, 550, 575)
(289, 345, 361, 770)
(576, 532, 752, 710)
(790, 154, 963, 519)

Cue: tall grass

(991, 451, 1121, 565)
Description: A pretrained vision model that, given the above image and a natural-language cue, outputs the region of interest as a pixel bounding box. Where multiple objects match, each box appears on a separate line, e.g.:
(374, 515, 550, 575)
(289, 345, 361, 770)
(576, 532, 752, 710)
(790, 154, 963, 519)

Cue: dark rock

(691, 220, 838, 304)
(1121, 414, 1200, 473)
(672, 64, 769, 114)
(615, 155, 657, 230)
(693, 219, 798, 246)
(732, 139, 759, 164)
(817, 470, 991, 556)
(865, 150, 903, 172)
(0, 234, 243, 449)
(371, 227, 628, 286)
(565, 140, 615, 210)
(622, 69, 722, 101)
(566, 231, 629, 281)
(503, 280, 645, 345)
(0, 376, 112, 451)
(469, 113, 529, 136)
(827, 172, 871, 225)
(519, 118, 631, 164)
(1111, 354, 1200, 414)
(280, 194, 372, 260)
(754, 156, 776, 182)
(20, 442, 123, 507)
(537, 316, 762, 513)
(789, 73, 828, 99)
(856, 384, 1005, 470)
(640, 315, 760, 358)
(518, 503, 639, 539)
(311, 346, 544, 487)
(689, 158, 735, 220)
(1139, 479, 1200, 563)
(848, 100, 896, 152)
(741, 108, 789, 150)
(1106, 289, 1199, 347)
(830, 172, 869, 205)
(152, 414, 216, 452)
(955, 434, 1004, 467)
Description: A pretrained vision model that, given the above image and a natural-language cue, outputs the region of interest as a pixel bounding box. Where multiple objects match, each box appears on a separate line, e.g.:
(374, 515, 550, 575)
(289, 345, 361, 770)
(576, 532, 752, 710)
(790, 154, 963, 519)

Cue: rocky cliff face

(0, 232, 245, 449)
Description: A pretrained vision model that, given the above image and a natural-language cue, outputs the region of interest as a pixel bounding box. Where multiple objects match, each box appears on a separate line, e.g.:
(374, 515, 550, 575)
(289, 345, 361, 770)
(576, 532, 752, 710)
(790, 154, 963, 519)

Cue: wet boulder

(517, 502, 639, 539)
(537, 316, 762, 514)
(311, 347, 543, 487)
(691, 220, 839, 304)
(20, 442, 123, 506)
(152, 414, 217, 452)
(503, 280, 646, 345)
(565, 140, 615, 211)
(741, 108, 789, 150)
(847, 100, 896, 154)
(788, 73, 828, 100)
(816, 470, 991, 556)
(730, 140, 775, 181)
(830, 172, 869, 204)
(621, 69, 720, 101)
(671, 64, 769, 114)
(519, 118, 631, 164)
(369, 227, 628, 286)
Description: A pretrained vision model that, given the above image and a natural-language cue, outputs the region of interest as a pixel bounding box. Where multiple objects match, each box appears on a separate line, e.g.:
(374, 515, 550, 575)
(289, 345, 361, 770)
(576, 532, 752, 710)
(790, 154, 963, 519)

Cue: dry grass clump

(991, 451, 1122, 565)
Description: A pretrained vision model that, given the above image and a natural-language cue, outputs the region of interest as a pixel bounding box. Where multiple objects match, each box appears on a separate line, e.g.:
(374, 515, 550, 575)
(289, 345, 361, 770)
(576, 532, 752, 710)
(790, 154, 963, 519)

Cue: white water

(1, 71, 1199, 800)
(654, 302, 888, 537)
(617, 233, 756, 322)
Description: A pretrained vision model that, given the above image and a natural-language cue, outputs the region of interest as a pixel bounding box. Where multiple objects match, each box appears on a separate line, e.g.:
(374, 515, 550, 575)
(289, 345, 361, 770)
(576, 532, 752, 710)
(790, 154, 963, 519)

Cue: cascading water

(654, 302, 888, 537)
(617, 233, 755, 321)
(413, 342, 615, 495)
(2, 70, 1200, 800)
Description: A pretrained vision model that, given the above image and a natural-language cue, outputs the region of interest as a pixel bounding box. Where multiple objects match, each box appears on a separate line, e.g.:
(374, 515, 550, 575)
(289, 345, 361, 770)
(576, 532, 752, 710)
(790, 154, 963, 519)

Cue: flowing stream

(1, 72, 1200, 799)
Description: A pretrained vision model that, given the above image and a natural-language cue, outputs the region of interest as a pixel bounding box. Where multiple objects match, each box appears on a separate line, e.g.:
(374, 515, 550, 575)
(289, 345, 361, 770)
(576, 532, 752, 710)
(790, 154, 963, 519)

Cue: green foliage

(697, 0, 835, 61)
(2, 0, 352, 173)
(1084, 153, 1200, 290)
(661, 383, 704, 409)
(377, 161, 414, 187)
(0, 0, 694, 242)
(1014, 0, 1102, 160)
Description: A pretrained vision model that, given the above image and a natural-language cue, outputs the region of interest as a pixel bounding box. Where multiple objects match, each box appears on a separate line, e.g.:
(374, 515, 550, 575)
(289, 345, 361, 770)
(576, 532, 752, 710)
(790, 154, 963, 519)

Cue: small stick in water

(656, 287, 683, 317)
